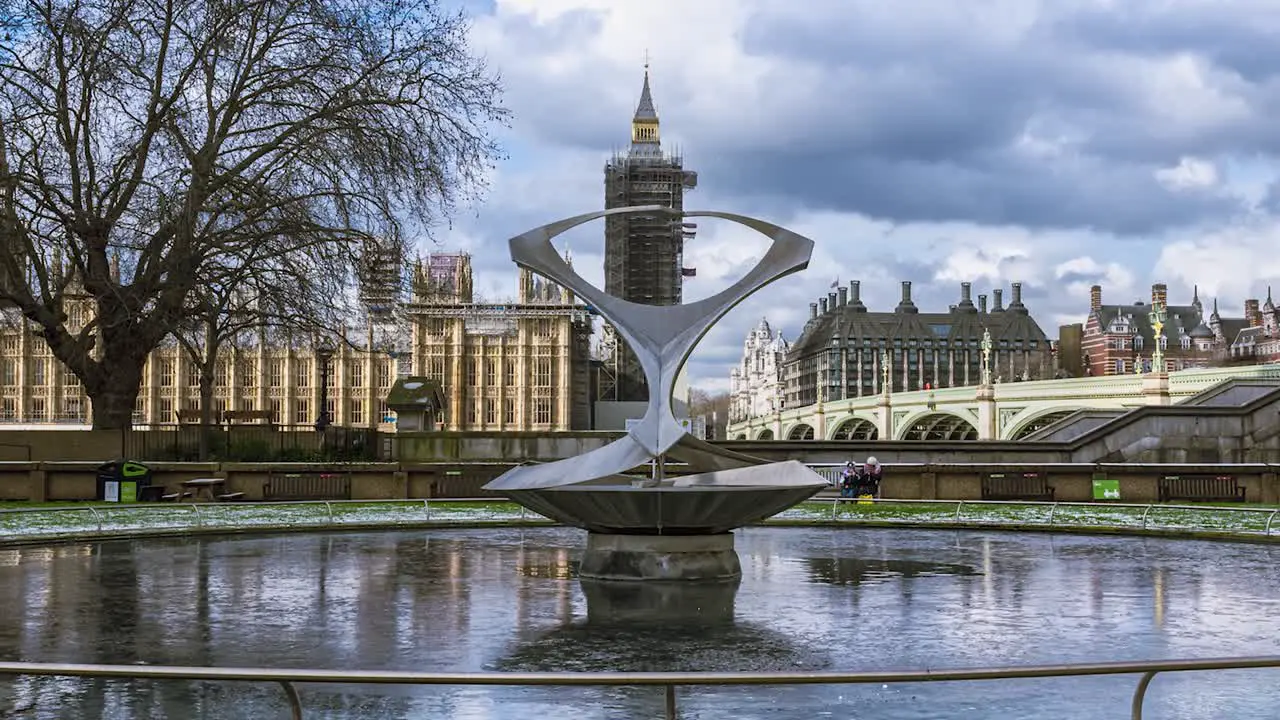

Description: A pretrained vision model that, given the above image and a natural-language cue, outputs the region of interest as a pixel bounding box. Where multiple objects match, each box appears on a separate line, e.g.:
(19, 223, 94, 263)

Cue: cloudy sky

(433, 0, 1280, 393)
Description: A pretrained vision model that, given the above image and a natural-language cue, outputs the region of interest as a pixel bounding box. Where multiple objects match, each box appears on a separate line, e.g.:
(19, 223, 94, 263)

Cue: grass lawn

(0, 498, 1276, 543)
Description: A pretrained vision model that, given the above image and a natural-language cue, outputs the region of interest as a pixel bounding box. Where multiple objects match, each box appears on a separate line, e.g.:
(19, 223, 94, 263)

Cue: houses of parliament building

(0, 253, 593, 431)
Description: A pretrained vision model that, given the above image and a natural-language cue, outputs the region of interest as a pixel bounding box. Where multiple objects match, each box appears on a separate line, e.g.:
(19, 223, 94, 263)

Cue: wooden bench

(263, 472, 352, 501)
(982, 472, 1055, 501)
(216, 492, 246, 502)
(1158, 475, 1246, 503)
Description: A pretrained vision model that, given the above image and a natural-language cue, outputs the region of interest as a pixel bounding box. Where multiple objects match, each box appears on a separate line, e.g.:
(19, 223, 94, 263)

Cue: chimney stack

(809, 302, 818, 320)
(978, 294, 988, 313)
(849, 280, 866, 311)
(1246, 299, 1262, 327)
(1090, 284, 1103, 313)
(961, 282, 972, 303)
(838, 286, 848, 307)
(992, 288, 1004, 312)
(1151, 283, 1168, 308)
(896, 281, 919, 313)
(820, 297, 829, 315)
(828, 292, 838, 311)
(1009, 282, 1026, 312)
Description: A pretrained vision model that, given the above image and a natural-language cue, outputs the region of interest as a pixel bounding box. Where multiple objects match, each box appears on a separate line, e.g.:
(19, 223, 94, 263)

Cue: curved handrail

(0, 656, 1278, 720)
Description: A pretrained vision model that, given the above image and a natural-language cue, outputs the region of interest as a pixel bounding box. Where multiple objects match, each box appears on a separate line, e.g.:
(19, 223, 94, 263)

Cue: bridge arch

(829, 417, 879, 440)
(1005, 409, 1084, 440)
(786, 423, 815, 440)
(755, 428, 774, 440)
(898, 412, 978, 441)
(733, 433, 748, 440)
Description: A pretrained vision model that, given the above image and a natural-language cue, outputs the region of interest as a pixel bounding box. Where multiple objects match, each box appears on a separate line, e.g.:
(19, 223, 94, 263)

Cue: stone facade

(728, 318, 789, 424)
(0, 253, 593, 431)
(781, 280, 1053, 410)
(1080, 283, 1280, 376)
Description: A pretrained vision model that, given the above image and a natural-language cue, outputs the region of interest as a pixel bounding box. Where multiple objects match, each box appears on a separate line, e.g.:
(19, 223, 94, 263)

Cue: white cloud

(436, 0, 1280, 392)
(1155, 157, 1220, 192)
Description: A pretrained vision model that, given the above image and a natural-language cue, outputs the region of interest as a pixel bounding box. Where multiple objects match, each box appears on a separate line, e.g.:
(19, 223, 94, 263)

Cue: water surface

(0, 526, 1277, 718)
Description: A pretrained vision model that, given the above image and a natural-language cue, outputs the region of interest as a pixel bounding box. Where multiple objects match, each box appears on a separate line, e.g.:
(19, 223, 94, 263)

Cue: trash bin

(96, 459, 154, 503)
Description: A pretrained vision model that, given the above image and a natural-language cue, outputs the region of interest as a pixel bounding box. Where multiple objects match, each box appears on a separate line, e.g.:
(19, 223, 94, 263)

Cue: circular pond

(0, 526, 1277, 719)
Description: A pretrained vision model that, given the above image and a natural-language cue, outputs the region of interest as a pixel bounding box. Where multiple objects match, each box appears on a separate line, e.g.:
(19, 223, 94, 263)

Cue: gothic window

(1, 359, 14, 385)
(159, 359, 175, 387)
(349, 362, 364, 388)
(295, 398, 310, 424)
(268, 360, 284, 387)
(239, 359, 258, 387)
(30, 358, 46, 386)
(504, 397, 516, 424)
(376, 361, 392, 389)
(534, 398, 552, 424)
(349, 399, 365, 425)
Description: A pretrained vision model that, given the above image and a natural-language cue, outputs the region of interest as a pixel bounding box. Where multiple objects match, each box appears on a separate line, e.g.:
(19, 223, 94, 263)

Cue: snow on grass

(0, 499, 1275, 543)
(777, 500, 1277, 536)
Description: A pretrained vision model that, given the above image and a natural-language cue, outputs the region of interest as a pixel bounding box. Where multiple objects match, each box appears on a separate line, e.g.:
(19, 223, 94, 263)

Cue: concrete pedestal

(580, 576, 739, 625)
(578, 532, 742, 582)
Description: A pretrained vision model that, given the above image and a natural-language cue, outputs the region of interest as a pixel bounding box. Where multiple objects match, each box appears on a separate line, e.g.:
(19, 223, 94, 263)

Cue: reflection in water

(496, 575, 832, 677)
(0, 528, 1277, 719)
(805, 557, 981, 586)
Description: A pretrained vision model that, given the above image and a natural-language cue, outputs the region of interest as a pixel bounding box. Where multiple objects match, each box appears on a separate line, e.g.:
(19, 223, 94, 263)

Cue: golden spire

(631, 55, 660, 146)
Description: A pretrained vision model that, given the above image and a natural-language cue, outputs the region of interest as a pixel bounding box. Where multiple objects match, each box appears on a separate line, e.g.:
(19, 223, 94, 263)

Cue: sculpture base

(578, 532, 742, 582)
(580, 575, 739, 625)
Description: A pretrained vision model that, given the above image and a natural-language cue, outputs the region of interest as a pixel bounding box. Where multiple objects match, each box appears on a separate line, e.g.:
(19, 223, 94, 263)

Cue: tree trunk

(198, 368, 218, 461)
(87, 361, 145, 431)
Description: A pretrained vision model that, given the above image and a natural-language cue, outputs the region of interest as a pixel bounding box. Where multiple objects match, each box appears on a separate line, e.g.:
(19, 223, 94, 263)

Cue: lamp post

(315, 341, 335, 432)
(1148, 301, 1167, 372)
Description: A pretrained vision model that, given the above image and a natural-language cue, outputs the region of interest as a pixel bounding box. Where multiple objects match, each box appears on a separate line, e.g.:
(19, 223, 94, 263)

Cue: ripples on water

(0, 527, 1277, 719)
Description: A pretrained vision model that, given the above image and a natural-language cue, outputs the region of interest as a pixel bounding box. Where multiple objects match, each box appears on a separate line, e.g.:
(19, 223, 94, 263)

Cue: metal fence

(0, 655, 1277, 719)
(122, 425, 381, 462)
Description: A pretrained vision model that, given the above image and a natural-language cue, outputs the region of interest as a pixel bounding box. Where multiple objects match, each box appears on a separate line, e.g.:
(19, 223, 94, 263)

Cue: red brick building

(1077, 283, 1279, 376)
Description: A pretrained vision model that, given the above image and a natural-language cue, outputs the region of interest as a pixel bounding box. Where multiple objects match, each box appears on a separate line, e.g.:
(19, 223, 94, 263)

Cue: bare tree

(689, 388, 731, 440)
(0, 0, 506, 428)
(176, 231, 352, 420)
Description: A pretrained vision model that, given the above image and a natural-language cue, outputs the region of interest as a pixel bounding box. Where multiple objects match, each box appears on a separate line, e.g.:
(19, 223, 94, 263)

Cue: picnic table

(175, 478, 244, 503)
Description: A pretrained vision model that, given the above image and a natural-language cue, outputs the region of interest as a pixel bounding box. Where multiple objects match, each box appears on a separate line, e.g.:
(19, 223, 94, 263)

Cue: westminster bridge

(725, 364, 1280, 443)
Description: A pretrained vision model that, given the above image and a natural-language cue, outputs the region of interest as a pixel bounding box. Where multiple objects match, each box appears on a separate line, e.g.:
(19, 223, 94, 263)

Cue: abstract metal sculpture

(484, 207, 828, 580)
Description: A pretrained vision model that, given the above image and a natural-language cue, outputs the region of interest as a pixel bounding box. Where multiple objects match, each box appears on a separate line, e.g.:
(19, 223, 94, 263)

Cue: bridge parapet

(729, 364, 1280, 442)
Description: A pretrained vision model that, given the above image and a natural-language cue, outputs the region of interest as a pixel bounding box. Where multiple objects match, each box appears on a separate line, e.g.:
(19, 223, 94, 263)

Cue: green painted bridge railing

(1, 497, 1279, 545)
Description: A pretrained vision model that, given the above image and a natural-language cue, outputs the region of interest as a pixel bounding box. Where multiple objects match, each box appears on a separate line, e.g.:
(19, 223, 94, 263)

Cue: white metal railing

(1, 656, 1278, 719)
(0, 498, 548, 543)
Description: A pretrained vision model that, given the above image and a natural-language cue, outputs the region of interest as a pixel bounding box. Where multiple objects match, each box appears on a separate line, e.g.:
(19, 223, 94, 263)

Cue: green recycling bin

(96, 460, 154, 503)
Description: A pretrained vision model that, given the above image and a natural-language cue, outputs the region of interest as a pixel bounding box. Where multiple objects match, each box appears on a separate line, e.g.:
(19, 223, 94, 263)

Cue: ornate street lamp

(315, 340, 335, 432)
(1148, 301, 1167, 372)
